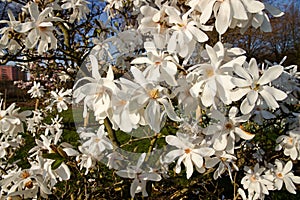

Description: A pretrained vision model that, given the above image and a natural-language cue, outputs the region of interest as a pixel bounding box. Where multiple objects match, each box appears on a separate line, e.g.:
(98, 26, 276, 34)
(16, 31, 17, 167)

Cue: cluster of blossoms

(0, 0, 299, 199)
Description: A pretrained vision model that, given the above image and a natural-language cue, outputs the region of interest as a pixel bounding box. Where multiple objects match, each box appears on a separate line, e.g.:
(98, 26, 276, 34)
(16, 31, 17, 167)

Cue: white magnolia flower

(14, 2, 62, 54)
(80, 125, 113, 159)
(231, 58, 287, 114)
(116, 153, 161, 198)
(205, 151, 238, 181)
(138, 4, 169, 48)
(131, 41, 178, 86)
(203, 107, 254, 153)
(0, 168, 51, 199)
(166, 7, 208, 58)
(265, 159, 300, 194)
(61, 0, 90, 23)
(237, 2, 284, 33)
(128, 66, 181, 132)
(0, 9, 21, 52)
(0, 99, 29, 136)
(163, 132, 215, 179)
(276, 128, 300, 160)
(194, 0, 265, 35)
(110, 82, 140, 133)
(189, 42, 246, 107)
(241, 163, 273, 198)
(27, 81, 45, 98)
(50, 88, 72, 113)
(73, 55, 116, 121)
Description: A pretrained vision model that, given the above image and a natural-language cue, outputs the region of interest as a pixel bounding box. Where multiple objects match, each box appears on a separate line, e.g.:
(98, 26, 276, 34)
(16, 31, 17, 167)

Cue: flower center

(94, 138, 101, 143)
(148, 89, 159, 99)
(250, 175, 257, 182)
(206, 68, 214, 77)
(288, 137, 293, 145)
(277, 172, 283, 179)
(21, 171, 30, 179)
(225, 123, 233, 130)
(39, 26, 49, 32)
(154, 61, 161, 66)
(57, 96, 64, 101)
(185, 148, 191, 154)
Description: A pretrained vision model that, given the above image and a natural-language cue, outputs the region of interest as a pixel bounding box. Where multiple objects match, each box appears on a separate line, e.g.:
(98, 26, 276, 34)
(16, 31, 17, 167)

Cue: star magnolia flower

(131, 41, 178, 86)
(276, 128, 300, 160)
(231, 58, 287, 114)
(116, 153, 162, 198)
(166, 7, 209, 58)
(163, 132, 215, 179)
(0, 9, 21, 52)
(203, 107, 254, 153)
(0, 168, 51, 199)
(73, 55, 116, 121)
(128, 66, 181, 132)
(80, 125, 113, 159)
(196, 0, 265, 35)
(50, 88, 72, 113)
(174, 77, 199, 116)
(27, 81, 45, 98)
(138, 4, 169, 48)
(61, 0, 90, 23)
(189, 43, 246, 107)
(0, 99, 29, 136)
(14, 2, 62, 54)
(110, 83, 140, 133)
(265, 159, 300, 194)
(205, 151, 238, 181)
(241, 163, 273, 198)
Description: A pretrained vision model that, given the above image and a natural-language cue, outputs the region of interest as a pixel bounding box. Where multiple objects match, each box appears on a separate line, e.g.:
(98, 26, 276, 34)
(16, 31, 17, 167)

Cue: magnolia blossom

(131, 41, 178, 86)
(203, 107, 254, 153)
(276, 128, 300, 160)
(14, 2, 62, 54)
(0, 99, 29, 136)
(138, 4, 169, 48)
(265, 159, 300, 194)
(237, 2, 284, 33)
(27, 81, 45, 98)
(109, 82, 140, 132)
(116, 153, 161, 198)
(174, 77, 199, 116)
(0, 168, 51, 199)
(0, 9, 21, 52)
(231, 58, 287, 114)
(241, 164, 273, 199)
(193, 0, 265, 34)
(128, 66, 181, 132)
(163, 132, 215, 179)
(80, 125, 113, 159)
(73, 55, 116, 121)
(189, 43, 246, 107)
(61, 0, 90, 23)
(205, 151, 238, 181)
(166, 7, 209, 58)
(49, 88, 72, 113)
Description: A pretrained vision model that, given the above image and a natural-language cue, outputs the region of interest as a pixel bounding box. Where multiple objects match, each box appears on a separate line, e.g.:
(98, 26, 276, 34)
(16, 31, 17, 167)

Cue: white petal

(164, 149, 184, 163)
(258, 65, 283, 85)
(216, 0, 231, 35)
(184, 155, 194, 179)
(231, 0, 248, 20)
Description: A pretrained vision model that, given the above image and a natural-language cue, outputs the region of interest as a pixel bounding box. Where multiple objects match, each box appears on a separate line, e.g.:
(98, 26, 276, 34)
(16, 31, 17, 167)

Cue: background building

(0, 65, 28, 81)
